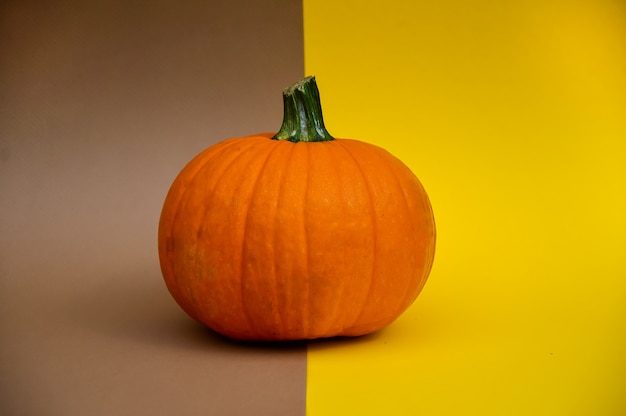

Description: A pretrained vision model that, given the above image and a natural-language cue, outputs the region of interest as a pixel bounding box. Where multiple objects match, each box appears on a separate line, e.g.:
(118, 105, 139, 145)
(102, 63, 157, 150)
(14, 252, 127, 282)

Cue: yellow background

(304, 1, 626, 414)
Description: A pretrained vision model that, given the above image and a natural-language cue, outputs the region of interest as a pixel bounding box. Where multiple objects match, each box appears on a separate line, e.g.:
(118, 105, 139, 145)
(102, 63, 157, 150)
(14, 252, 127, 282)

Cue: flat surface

(304, 1, 626, 414)
(0, 1, 306, 415)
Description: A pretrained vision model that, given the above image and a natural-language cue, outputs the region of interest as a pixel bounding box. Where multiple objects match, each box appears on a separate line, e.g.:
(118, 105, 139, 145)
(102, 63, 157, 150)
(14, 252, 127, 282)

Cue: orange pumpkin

(158, 77, 435, 341)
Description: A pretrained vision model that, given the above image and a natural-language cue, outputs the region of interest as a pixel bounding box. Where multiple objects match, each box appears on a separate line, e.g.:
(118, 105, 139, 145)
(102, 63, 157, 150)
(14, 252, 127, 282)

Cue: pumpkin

(158, 76, 435, 341)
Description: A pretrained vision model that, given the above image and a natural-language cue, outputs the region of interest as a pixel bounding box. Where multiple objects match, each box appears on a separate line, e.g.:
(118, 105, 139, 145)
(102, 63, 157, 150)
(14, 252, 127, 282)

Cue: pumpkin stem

(272, 76, 335, 143)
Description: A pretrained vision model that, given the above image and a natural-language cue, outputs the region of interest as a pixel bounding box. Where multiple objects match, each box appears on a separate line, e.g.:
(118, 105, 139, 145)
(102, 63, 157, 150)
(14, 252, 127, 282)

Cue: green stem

(272, 76, 335, 143)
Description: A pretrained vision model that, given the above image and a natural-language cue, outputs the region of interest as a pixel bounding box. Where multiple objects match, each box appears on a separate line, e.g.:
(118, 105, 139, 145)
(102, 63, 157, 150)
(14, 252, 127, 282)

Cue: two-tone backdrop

(2, 1, 624, 415)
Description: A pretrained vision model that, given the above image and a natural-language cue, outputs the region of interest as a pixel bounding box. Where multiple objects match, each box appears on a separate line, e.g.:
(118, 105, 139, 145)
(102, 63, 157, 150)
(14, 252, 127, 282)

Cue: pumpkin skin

(158, 78, 435, 341)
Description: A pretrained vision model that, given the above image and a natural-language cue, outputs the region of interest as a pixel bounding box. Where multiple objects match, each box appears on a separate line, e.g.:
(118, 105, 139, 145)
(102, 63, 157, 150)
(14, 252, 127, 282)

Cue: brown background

(0, 1, 306, 414)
